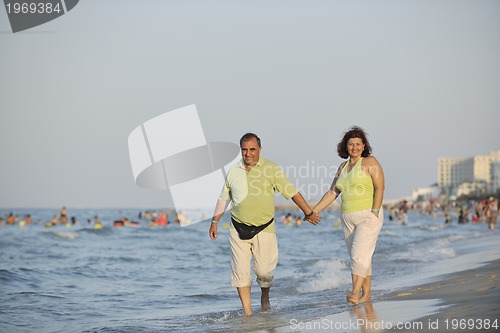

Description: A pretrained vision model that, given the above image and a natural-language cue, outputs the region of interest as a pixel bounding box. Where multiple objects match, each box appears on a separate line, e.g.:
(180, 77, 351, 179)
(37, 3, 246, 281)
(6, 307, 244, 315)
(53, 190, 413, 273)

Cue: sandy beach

(271, 235, 500, 333)
(378, 259, 500, 333)
(271, 260, 499, 333)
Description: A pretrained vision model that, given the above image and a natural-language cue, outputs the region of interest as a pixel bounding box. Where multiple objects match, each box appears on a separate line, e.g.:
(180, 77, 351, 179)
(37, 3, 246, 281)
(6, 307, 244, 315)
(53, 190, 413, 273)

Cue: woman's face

(347, 137, 365, 159)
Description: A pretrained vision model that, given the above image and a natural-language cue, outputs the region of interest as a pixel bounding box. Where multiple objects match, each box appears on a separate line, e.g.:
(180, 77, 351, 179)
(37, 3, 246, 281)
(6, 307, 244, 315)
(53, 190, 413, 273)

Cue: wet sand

(379, 259, 500, 332)
(271, 259, 499, 333)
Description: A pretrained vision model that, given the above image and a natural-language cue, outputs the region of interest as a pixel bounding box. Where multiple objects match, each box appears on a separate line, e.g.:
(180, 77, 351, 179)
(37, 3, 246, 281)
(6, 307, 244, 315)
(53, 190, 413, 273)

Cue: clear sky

(1, 0, 499, 209)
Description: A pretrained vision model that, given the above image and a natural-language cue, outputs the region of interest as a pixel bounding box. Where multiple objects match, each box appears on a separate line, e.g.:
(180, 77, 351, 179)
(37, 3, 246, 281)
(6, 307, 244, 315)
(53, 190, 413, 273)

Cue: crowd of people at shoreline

(0, 206, 104, 229)
(385, 196, 499, 230)
(274, 196, 499, 231)
(1, 196, 498, 231)
(0, 207, 192, 229)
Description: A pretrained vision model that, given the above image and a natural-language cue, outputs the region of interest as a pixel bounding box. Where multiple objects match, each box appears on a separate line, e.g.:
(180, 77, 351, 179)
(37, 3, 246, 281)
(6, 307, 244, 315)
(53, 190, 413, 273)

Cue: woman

(311, 126, 384, 305)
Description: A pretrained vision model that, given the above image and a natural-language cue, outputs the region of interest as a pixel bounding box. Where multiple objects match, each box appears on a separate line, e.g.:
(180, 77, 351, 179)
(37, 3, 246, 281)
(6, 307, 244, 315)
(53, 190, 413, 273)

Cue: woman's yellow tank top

(335, 158, 374, 213)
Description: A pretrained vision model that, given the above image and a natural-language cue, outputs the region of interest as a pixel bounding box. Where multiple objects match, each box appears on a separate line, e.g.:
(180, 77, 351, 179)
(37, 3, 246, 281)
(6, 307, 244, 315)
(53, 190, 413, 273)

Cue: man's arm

(209, 198, 229, 240)
(273, 164, 320, 225)
(292, 192, 320, 225)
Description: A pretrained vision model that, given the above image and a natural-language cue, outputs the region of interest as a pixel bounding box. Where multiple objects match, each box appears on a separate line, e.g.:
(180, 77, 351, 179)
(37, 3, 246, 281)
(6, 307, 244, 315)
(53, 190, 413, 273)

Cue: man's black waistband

(231, 216, 274, 240)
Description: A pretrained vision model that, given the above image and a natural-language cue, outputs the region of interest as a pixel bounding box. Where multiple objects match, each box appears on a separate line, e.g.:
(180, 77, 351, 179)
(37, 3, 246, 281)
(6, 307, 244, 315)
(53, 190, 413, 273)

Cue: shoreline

(270, 233, 500, 333)
(272, 260, 499, 333)
(378, 259, 500, 333)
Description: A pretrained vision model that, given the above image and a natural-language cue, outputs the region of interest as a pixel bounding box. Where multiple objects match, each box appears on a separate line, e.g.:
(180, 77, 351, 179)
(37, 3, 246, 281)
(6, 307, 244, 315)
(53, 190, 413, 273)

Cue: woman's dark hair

(337, 126, 372, 159)
(240, 133, 261, 147)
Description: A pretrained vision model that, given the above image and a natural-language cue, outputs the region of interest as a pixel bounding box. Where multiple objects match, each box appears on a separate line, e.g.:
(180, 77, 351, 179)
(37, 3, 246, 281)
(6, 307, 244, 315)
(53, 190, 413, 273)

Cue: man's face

(240, 137, 261, 167)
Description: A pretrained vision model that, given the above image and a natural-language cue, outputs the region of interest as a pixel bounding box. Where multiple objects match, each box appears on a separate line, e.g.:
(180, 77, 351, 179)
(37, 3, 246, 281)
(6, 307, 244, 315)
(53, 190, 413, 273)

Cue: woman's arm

(312, 162, 345, 213)
(365, 156, 385, 215)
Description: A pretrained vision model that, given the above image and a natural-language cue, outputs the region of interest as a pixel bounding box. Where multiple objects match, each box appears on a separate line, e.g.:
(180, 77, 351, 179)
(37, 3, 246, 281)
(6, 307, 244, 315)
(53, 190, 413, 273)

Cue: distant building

(491, 162, 500, 194)
(438, 157, 474, 195)
(412, 186, 439, 201)
(474, 155, 492, 184)
(456, 181, 488, 197)
(438, 150, 500, 196)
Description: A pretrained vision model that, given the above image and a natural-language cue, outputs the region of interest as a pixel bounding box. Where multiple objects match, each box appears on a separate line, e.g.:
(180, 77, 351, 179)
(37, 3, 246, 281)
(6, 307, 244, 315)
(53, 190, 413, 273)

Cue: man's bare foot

(261, 288, 270, 312)
(237, 286, 253, 316)
(260, 297, 270, 312)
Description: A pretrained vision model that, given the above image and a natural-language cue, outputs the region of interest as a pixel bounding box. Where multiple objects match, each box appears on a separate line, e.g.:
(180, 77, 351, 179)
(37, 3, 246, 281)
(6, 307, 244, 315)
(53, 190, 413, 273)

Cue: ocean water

(1, 208, 498, 333)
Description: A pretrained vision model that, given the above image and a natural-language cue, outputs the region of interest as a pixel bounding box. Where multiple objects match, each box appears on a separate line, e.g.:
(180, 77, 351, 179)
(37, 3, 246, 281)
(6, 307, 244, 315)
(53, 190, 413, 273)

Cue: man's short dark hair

(240, 133, 261, 147)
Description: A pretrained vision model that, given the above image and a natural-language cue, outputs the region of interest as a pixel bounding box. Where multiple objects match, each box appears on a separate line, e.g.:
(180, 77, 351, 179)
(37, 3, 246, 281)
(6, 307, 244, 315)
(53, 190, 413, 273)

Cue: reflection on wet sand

(351, 302, 380, 333)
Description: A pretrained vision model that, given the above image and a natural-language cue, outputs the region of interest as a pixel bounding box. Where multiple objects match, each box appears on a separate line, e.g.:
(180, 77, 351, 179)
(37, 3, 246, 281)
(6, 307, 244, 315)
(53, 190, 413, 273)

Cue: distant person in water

(444, 212, 451, 225)
(155, 212, 169, 226)
(398, 200, 409, 225)
(60, 206, 68, 224)
(93, 215, 101, 226)
(6, 212, 16, 225)
(458, 208, 465, 224)
(485, 197, 498, 231)
(311, 126, 385, 306)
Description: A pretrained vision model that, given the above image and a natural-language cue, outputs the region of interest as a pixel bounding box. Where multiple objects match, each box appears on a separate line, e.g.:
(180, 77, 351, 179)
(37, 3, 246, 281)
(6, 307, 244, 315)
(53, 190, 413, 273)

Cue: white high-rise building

(490, 150, 500, 187)
(491, 161, 500, 194)
(438, 157, 473, 194)
(474, 155, 492, 184)
(438, 150, 500, 196)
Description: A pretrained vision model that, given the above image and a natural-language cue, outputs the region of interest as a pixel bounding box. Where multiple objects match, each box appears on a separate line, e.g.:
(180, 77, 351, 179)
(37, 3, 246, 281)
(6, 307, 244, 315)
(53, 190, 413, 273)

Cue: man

(209, 133, 320, 316)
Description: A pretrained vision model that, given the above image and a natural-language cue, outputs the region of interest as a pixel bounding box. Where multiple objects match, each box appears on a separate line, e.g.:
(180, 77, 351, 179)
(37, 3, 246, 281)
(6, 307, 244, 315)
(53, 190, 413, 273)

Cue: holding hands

(304, 210, 321, 225)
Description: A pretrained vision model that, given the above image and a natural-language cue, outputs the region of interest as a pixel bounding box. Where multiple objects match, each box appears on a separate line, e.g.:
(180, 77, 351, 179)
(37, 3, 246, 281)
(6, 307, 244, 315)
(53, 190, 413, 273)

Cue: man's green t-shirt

(219, 158, 298, 233)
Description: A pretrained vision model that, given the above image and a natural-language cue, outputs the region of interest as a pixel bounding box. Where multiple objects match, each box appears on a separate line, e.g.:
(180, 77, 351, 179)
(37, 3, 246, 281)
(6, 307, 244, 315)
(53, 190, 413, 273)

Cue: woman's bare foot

(358, 293, 372, 304)
(347, 293, 359, 305)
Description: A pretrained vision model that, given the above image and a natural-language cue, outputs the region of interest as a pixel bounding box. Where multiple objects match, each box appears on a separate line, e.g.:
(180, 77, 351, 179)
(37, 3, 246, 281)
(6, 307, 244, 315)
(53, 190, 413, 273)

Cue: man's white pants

(229, 228, 278, 288)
